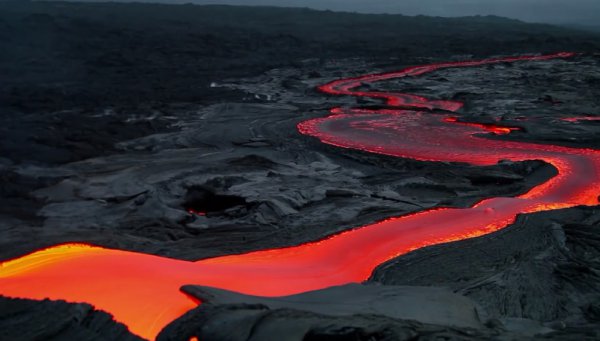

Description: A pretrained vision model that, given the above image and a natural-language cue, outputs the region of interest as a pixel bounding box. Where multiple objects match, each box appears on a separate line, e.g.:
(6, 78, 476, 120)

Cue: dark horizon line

(10, 0, 600, 31)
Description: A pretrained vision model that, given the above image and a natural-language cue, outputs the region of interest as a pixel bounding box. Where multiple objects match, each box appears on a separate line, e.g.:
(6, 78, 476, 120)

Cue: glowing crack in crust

(2, 52, 599, 340)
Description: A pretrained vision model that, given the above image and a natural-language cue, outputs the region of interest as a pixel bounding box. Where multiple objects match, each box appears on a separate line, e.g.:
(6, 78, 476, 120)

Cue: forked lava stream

(1, 52, 599, 340)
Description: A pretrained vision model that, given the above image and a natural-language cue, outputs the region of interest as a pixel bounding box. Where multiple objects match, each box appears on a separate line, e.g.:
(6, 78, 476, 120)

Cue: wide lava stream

(1, 52, 599, 340)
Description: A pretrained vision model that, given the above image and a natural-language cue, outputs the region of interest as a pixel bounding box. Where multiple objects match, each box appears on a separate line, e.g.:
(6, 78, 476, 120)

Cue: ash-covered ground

(1, 1, 599, 340)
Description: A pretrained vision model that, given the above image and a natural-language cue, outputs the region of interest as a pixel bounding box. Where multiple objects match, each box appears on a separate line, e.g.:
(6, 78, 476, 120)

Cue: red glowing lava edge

(1, 52, 598, 341)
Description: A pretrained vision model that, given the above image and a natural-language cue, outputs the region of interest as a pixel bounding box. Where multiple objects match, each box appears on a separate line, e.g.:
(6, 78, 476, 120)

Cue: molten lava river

(1, 52, 599, 340)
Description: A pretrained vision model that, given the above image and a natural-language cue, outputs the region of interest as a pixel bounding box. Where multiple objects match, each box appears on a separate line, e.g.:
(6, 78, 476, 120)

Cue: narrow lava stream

(1, 52, 599, 340)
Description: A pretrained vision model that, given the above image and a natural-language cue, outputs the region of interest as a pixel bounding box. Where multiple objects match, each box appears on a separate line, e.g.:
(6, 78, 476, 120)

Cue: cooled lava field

(1, 2, 600, 340)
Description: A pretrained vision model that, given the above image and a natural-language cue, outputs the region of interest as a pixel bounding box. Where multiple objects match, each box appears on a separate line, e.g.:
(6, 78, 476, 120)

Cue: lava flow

(1, 52, 599, 340)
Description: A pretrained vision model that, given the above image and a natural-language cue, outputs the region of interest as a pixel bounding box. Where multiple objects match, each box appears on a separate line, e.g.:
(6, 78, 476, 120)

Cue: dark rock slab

(0, 297, 143, 341)
(158, 304, 493, 341)
(181, 283, 483, 329)
(159, 284, 580, 340)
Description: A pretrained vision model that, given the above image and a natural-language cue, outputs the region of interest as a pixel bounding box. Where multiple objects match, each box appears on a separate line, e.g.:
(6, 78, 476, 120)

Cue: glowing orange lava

(1, 52, 598, 340)
(443, 116, 519, 135)
(560, 115, 600, 123)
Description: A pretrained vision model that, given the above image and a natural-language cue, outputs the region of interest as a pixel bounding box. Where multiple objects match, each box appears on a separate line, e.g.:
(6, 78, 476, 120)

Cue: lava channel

(1, 52, 599, 340)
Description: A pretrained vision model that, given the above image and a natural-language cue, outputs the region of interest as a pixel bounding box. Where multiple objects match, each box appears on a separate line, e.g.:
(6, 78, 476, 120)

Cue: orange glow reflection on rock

(187, 208, 206, 216)
(1, 52, 598, 341)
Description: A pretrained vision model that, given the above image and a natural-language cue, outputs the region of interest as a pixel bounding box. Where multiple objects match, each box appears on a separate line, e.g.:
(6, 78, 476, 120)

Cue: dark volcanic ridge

(1, 1, 599, 114)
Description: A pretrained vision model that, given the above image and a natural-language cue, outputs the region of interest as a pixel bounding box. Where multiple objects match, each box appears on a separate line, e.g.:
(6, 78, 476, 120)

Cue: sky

(143, 0, 600, 26)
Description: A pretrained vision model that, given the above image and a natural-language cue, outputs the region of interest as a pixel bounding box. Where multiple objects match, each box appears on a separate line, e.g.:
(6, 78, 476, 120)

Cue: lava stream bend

(1, 52, 599, 340)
